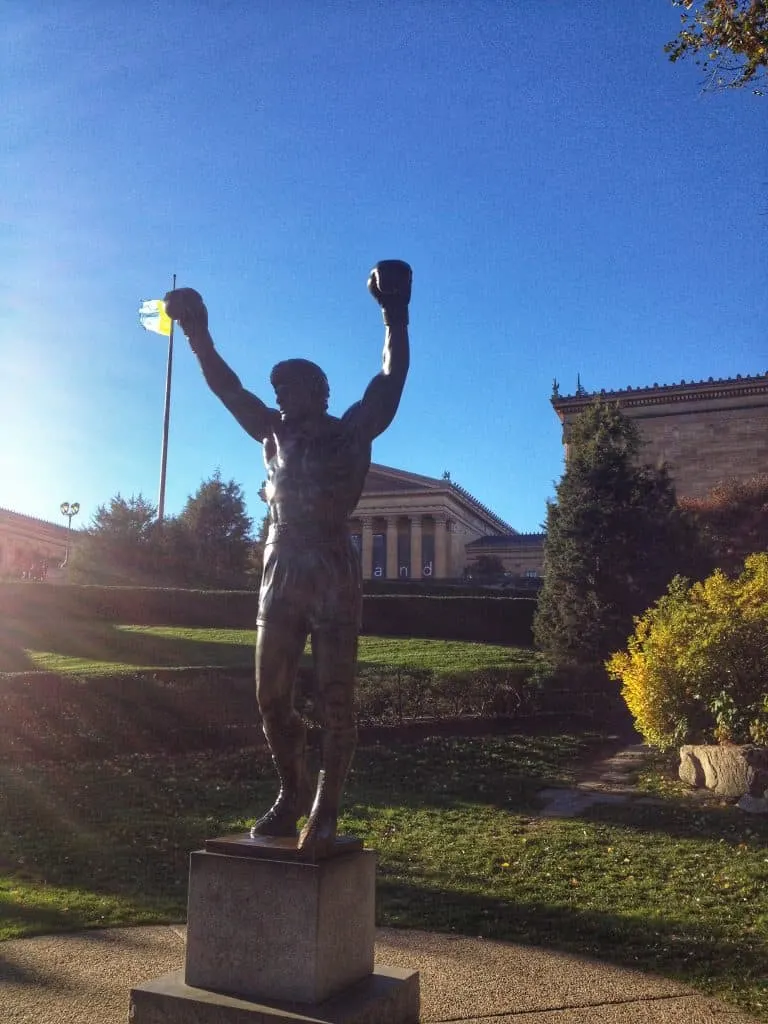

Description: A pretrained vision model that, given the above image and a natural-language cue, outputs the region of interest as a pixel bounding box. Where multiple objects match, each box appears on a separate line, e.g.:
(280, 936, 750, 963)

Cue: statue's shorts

(257, 531, 363, 634)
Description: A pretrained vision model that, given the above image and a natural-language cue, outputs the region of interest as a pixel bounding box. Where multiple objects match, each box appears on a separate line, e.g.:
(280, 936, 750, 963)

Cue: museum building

(551, 371, 768, 498)
(348, 463, 536, 580)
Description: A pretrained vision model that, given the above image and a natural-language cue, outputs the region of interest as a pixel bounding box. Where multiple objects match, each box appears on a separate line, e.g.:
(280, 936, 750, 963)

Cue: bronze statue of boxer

(165, 261, 411, 856)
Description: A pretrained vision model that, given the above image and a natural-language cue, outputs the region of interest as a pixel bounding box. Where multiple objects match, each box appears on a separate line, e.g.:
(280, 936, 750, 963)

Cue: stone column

(409, 515, 422, 580)
(434, 516, 448, 579)
(361, 517, 373, 581)
(386, 517, 399, 579)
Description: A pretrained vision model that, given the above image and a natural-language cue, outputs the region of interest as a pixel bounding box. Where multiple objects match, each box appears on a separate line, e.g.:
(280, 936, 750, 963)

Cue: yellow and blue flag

(138, 299, 172, 337)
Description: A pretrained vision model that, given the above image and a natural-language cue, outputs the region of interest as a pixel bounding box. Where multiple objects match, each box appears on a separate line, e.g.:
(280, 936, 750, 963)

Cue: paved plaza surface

(0, 924, 759, 1023)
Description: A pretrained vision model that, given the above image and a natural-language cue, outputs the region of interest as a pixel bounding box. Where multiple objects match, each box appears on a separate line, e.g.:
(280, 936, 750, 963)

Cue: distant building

(0, 508, 72, 580)
(350, 464, 544, 581)
(551, 372, 768, 499)
(464, 532, 546, 580)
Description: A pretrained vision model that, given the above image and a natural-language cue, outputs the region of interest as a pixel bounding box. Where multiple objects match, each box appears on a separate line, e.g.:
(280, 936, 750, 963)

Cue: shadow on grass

(349, 734, 607, 811)
(0, 897, 91, 937)
(376, 877, 767, 998)
(0, 616, 251, 674)
(577, 794, 768, 846)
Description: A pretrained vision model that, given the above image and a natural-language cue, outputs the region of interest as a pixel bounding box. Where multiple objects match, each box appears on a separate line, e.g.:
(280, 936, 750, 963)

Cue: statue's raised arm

(164, 287, 279, 443)
(343, 260, 411, 440)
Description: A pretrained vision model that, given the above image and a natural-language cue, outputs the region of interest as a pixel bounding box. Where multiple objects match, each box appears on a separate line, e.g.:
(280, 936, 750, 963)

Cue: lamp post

(60, 501, 80, 568)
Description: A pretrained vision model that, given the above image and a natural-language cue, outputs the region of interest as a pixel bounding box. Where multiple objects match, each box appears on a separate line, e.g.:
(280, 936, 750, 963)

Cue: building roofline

(0, 507, 71, 534)
(466, 532, 545, 548)
(551, 372, 768, 417)
(367, 463, 516, 534)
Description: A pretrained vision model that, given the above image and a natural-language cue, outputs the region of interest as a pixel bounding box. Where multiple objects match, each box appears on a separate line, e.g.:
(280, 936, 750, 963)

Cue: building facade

(551, 372, 768, 499)
(464, 532, 546, 579)
(349, 464, 544, 580)
(0, 508, 72, 579)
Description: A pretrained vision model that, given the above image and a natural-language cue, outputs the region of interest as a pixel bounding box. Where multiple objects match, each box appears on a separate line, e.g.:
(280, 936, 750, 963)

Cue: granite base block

(185, 848, 376, 1004)
(129, 966, 420, 1024)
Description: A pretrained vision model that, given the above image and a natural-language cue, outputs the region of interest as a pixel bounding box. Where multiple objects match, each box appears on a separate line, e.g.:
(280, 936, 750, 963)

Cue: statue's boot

(298, 727, 357, 857)
(250, 721, 312, 838)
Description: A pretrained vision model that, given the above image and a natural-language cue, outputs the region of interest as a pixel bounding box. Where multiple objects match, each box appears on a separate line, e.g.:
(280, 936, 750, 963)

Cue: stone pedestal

(130, 834, 419, 1024)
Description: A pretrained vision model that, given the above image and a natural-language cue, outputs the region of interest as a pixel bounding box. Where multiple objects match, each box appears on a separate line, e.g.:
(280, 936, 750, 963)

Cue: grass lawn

(8, 625, 536, 676)
(0, 736, 766, 1018)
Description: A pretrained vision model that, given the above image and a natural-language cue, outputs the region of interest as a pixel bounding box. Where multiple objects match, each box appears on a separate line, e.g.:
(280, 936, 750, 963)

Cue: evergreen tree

(71, 493, 159, 584)
(178, 471, 253, 587)
(534, 401, 700, 672)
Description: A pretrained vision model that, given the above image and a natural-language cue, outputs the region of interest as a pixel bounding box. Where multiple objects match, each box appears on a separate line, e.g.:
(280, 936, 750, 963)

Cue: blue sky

(3, 2, 765, 535)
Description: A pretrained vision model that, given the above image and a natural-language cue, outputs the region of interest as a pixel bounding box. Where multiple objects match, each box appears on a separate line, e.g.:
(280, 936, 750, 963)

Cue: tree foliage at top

(534, 401, 703, 673)
(665, 0, 768, 91)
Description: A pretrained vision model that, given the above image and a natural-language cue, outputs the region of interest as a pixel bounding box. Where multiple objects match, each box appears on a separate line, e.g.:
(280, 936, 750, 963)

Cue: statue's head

(270, 359, 329, 419)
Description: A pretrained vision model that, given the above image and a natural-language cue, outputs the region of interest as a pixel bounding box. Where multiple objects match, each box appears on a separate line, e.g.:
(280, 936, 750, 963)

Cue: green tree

(178, 471, 253, 587)
(70, 493, 159, 584)
(470, 555, 505, 579)
(534, 401, 701, 673)
(665, 0, 768, 91)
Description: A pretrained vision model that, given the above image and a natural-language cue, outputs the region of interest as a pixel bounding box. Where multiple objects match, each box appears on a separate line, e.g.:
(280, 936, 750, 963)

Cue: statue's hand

(368, 260, 412, 326)
(164, 287, 209, 339)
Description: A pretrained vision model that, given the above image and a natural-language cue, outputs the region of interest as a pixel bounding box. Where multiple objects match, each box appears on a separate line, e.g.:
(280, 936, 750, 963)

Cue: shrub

(0, 663, 542, 763)
(607, 553, 768, 749)
(1, 584, 535, 646)
(362, 595, 535, 645)
(680, 473, 768, 577)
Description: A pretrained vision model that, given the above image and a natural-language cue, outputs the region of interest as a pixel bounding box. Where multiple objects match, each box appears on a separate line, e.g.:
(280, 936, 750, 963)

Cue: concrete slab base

(186, 846, 376, 1004)
(129, 965, 420, 1024)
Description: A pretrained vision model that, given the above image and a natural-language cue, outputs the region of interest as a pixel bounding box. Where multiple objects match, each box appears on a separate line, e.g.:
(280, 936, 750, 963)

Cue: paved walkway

(537, 741, 662, 818)
(0, 924, 758, 1022)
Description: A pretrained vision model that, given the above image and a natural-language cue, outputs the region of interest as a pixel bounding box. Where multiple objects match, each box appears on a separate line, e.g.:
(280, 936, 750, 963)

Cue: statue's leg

(250, 623, 312, 838)
(298, 625, 358, 855)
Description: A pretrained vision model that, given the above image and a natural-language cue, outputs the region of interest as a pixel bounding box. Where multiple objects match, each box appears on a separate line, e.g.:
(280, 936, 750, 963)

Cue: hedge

(0, 583, 259, 629)
(0, 663, 542, 763)
(2, 584, 535, 646)
(362, 595, 534, 645)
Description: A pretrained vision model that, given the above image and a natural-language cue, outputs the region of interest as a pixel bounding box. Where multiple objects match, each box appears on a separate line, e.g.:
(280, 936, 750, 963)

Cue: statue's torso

(264, 414, 371, 531)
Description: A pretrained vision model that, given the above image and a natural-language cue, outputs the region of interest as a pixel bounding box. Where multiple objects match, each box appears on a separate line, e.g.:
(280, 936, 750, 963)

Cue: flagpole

(158, 273, 176, 523)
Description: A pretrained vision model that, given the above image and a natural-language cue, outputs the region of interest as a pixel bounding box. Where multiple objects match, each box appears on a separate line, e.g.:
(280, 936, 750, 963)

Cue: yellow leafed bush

(607, 553, 768, 750)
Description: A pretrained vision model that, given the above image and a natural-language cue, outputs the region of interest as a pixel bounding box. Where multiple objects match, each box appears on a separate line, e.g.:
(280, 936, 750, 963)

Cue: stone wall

(552, 374, 768, 500)
(637, 405, 768, 499)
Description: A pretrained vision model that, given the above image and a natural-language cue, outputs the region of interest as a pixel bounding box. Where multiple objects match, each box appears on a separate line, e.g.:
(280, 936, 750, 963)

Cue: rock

(678, 744, 768, 799)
